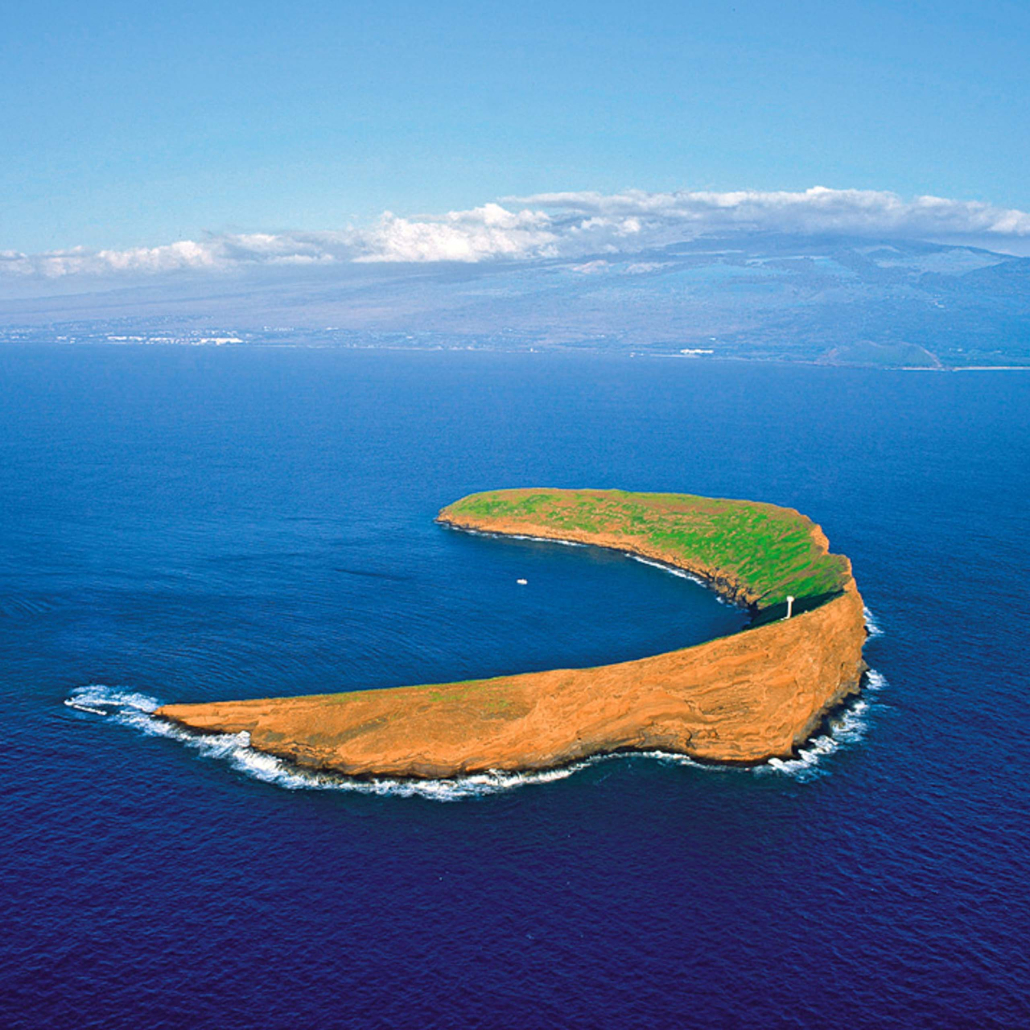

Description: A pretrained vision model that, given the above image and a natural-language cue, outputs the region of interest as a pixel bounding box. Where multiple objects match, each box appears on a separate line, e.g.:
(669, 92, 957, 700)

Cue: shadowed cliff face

(157, 491, 867, 777)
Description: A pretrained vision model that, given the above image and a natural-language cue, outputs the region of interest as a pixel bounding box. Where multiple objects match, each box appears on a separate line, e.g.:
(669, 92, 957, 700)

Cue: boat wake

(65, 662, 887, 798)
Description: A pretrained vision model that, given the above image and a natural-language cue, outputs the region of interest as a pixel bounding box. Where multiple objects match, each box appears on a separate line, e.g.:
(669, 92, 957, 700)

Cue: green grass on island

(440, 488, 851, 616)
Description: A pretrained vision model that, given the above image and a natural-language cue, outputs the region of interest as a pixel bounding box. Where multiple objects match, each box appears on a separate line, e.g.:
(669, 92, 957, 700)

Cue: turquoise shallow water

(2, 346, 1029, 1028)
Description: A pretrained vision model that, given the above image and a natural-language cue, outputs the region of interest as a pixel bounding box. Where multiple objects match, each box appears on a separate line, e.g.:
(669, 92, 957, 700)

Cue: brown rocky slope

(157, 490, 867, 778)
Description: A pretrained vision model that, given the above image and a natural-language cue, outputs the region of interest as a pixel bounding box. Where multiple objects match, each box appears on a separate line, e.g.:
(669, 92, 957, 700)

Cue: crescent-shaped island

(157, 489, 868, 778)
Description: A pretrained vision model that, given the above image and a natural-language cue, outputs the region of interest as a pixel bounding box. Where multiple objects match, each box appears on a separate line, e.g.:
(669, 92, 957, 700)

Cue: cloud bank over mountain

(4, 187, 1030, 283)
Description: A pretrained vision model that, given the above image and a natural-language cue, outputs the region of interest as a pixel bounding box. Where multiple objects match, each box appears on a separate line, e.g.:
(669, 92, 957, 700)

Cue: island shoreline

(435, 519, 755, 615)
(157, 489, 868, 779)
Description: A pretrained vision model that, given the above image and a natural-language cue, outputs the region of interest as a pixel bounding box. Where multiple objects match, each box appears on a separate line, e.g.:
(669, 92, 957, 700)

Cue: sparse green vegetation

(440, 488, 850, 610)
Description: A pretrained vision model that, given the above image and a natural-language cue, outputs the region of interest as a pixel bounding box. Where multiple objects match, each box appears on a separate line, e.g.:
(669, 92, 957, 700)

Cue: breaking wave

(65, 669, 886, 798)
(64, 684, 596, 800)
(757, 607, 884, 779)
(757, 668, 888, 781)
(864, 605, 885, 637)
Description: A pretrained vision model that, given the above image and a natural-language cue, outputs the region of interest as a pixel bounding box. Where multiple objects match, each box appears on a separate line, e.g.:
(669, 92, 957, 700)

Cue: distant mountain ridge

(2, 232, 1028, 368)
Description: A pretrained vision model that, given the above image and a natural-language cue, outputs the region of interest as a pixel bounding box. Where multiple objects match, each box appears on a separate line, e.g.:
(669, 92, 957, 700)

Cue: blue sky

(2, 0, 1029, 259)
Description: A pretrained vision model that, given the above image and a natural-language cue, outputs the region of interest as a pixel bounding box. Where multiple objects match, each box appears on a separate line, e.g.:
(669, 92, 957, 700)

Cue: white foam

(456, 526, 585, 547)
(863, 605, 885, 637)
(627, 554, 707, 586)
(64, 684, 600, 800)
(66, 669, 887, 796)
(206, 738, 595, 800)
(66, 683, 725, 798)
(755, 669, 887, 781)
(506, 532, 585, 547)
(864, 668, 887, 692)
(65, 683, 161, 721)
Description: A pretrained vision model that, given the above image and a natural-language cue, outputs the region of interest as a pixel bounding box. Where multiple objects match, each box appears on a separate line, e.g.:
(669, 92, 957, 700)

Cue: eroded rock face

(157, 493, 867, 778)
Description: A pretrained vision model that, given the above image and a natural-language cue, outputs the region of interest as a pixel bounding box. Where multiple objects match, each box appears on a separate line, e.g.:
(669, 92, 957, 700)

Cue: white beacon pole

(786, 595, 795, 619)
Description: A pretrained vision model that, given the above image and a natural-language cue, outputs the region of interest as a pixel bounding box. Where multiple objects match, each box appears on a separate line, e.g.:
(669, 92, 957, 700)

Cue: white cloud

(5, 187, 1030, 281)
(355, 204, 557, 263)
(2, 234, 347, 279)
(510, 186, 1030, 241)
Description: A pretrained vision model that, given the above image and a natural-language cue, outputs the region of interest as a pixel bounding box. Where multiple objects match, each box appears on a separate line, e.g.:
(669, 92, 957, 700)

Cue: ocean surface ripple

(3, 347, 1028, 1030)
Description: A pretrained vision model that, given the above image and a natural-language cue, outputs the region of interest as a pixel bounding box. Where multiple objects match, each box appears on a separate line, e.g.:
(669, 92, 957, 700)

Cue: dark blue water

(2, 347, 1028, 1029)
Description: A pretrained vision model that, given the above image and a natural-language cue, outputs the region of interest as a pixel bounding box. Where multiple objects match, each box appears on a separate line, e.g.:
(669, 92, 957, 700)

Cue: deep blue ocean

(2, 346, 1028, 1029)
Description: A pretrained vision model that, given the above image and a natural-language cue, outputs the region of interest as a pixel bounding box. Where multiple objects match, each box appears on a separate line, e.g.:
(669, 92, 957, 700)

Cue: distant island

(5, 233, 1030, 369)
(157, 489, 868, 778)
